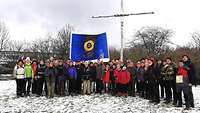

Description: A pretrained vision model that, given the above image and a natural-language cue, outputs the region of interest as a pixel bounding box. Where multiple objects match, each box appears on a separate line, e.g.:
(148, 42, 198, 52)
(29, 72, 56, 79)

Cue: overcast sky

(0, 0, 200, 47)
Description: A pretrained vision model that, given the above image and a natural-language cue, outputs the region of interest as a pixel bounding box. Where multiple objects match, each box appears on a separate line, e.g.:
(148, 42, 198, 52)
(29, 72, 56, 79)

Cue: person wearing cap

(13, 59, 26, 97)
(24, 57, 34, 96)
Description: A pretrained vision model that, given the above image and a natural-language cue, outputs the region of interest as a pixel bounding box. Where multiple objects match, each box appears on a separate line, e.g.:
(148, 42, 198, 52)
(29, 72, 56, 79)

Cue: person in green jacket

(24, 57, 34, 96)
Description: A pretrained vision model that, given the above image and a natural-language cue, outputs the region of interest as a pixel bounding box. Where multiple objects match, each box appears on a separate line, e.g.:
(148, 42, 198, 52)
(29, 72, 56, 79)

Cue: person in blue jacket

(68, 61, 77, 96)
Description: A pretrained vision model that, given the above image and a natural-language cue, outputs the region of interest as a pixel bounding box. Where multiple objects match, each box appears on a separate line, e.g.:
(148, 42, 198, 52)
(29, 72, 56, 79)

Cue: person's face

(49, 62, 54, 67)
(69, 62, 73, 66)
(141, 62, 145, 67)
(26, 60, 31, 64)
(182, 56, 188, 62)
(137, 62, 141, 68)
(18, 61, 23, 67)
(40, 60, 44, 65)
(112, 65, 116, 69)
(59, 61, 63, 65)
(166, 59, 171, 64)
(106, 65, 110, 70)
(148, 60, 153, 66)
(179, 62, 184, 67)
(116, 64, 121, 70)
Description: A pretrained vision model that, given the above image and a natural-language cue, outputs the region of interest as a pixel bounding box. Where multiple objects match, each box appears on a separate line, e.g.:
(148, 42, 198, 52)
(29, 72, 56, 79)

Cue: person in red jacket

(103, 64, 110, 93)
(31, 60, 38, 94)
(117, 65, 131, 96)
(176, 60, 190, 110)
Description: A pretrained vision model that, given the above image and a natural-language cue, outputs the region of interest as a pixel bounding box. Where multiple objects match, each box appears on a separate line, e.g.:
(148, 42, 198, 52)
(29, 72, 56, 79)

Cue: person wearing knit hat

(24, 57, 34, 96)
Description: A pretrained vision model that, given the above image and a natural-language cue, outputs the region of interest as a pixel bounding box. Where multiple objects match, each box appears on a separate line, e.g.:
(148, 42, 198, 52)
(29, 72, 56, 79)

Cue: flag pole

(120, 0, 124, 62)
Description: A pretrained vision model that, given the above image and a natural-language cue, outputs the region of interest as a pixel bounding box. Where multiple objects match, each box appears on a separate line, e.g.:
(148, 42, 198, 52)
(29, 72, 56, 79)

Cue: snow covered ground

(0, 80, 200, 113)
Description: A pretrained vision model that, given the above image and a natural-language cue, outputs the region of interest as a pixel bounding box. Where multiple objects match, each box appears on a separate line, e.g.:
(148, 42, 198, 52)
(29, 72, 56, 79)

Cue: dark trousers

(159, 80, 165, 98)
(117, 83, 128, 93)
(129, 80, 136, 96)
(165, 80, 177, 103)
(36, 78, 44, 95)
(149, 80, 160, 102)
(58, 76, 66, 96)
(96, 79, 103, 93)
(55, 76, 59, 95)
(188, 86, 194, 107)
(176, 84, 190, 108)
(32, 79, 37, 94)
(16, 79, 26, 96)
(136, 81, 144, 97)
(110, 81, 117, 95)
(76, 78, 82, 94)
(25, 78, 32, 95)
(69, 78, 76, 94)
(144, 81, 150, 99)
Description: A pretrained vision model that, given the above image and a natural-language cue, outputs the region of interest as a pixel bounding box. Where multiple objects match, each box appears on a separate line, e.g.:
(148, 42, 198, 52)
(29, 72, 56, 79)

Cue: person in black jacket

(147, 59, 160, 104)
(36, 60, 46, 96)
(57, 60, 67, 96)
(75, 62, 85, 94)
(182, 55, 197, 108)
(89, 62, 96, 94)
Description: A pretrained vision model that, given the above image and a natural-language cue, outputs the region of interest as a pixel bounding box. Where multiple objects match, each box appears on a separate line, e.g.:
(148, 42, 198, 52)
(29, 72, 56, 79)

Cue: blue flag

(70, 32, 109, 61)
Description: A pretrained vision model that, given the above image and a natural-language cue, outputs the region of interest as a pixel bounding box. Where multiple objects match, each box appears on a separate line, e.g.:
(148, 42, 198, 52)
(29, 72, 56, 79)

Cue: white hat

(26, 57, 30, 61)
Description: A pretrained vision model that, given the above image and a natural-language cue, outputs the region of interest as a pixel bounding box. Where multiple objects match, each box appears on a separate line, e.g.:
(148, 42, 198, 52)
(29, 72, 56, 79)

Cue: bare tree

(52, 24, 74, 59)
(191, 31, 200, 49)
(0, 22, 9, 51)
(130, 26, 173, 56)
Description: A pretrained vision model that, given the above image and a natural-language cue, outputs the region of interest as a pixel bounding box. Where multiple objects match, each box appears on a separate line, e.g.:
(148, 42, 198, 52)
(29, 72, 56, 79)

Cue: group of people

(13, 55, 197, 110)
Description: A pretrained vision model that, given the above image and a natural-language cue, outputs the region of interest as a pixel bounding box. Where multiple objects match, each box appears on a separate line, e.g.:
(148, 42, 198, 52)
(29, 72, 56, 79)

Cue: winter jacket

(127, 67, 136, 81)
(183, 60, 197, 85)
(68, 66, 77, 79)
(13, 65, 25, 79)
(96, 64, 104, 80)
(103, 69, 110, 83)
(136, 67, 145, 82)
(36, 64, 46, 79)
(177, 67, 189, 84)
(146, 65, 158, 82)
(161, 64, 176, 81)
(24, 63, 34, 79)
(45, 67, 57, 81)
(118, 70, 131, 85)
(114, 69, 121, 83)
(81, 67, 91, 80)
(32, 63, 37, 80)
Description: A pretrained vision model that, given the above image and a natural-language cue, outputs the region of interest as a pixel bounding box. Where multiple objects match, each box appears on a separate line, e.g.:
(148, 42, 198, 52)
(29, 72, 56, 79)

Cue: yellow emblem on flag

(84, 40, 95, 52)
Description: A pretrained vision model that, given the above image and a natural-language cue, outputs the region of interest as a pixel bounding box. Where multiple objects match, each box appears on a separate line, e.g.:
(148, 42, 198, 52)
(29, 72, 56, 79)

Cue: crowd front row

(13, 55, 197, 110)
